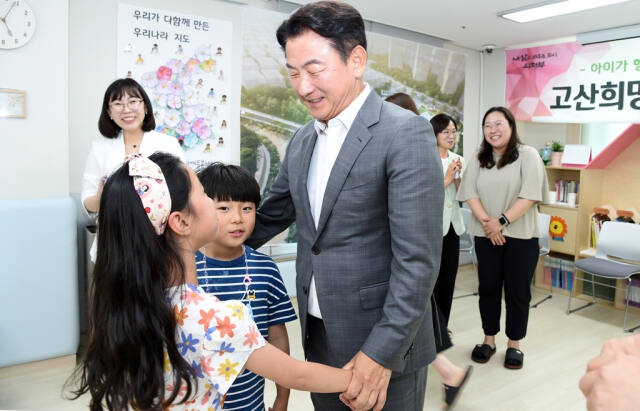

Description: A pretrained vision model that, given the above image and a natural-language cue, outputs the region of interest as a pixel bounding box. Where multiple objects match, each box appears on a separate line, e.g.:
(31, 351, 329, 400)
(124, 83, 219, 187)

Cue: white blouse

(81, 130, 185, 213)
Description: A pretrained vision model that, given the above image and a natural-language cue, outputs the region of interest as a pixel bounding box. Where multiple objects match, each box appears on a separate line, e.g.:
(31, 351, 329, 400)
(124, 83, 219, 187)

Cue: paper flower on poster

(141, 72, 158, 88)
(142, 45, 222, 147)
(167, 94, 182, 109)
(176, 120, 192, 136)
(183, 133, 199, 148)
(200, 59, 216, 73)
(196, 44, 211, 61)
(157, 66, 172, 81)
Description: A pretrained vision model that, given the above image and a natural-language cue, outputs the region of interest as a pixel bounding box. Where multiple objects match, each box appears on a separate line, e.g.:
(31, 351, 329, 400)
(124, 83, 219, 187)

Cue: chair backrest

(538, 212, 551, 255)
(596, 221, 640, 263)
(461, 206, 472, 226)
(459, 207, 473, 245)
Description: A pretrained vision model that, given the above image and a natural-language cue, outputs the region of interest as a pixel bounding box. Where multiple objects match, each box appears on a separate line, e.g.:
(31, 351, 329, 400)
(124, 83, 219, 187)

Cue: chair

(567, 221, 640, 332)
(453, 207, 479, 299)
(531, 212, 552, 308)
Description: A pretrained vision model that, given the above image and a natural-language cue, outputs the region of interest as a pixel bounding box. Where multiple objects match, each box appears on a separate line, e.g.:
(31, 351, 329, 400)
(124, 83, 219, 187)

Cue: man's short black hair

(276, 1, 366, 62)
(196, 162, 261, 206)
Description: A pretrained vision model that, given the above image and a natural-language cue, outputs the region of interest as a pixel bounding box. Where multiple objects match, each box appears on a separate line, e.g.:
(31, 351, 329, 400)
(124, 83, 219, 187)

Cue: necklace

(200, 246, 254, 318)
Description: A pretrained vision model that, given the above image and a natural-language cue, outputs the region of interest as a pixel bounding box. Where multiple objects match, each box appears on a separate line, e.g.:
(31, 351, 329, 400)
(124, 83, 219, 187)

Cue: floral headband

(128, 154, 171, 235)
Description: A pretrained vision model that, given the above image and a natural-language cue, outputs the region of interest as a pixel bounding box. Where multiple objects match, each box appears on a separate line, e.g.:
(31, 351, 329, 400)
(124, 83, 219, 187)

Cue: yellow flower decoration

(549, 215, 568, 239)
(217, 358, 239, 381)
(200, 58, 216, 73)
(227, 302, 245, 320)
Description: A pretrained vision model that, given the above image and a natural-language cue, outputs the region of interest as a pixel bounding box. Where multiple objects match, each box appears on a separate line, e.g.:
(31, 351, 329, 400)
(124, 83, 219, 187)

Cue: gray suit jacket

(248, 91, 443, 375)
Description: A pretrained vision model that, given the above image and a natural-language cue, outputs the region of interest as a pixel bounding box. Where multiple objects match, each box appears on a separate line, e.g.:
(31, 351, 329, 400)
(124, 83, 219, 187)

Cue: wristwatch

(498, 213, 510, 226)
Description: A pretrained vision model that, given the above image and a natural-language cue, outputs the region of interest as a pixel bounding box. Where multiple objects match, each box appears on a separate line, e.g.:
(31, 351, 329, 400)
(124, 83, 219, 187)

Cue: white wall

(68, 0, 245, 194)
(0, 0, 69, 200)
(444, 44, 481, 159)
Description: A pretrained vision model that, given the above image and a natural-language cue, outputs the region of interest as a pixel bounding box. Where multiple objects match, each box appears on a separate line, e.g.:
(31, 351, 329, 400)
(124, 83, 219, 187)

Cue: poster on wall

(241, 6, 465, 244)
(117, 4, 233, 169)
(506, 37, 640, 123)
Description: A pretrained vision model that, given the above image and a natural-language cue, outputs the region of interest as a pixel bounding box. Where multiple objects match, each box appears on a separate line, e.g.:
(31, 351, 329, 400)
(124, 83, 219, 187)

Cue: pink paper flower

(166, 58, 184, 73)
(176, 120, 192, 136)
(157, 66, 172, 81)
(192, 117, 206, 133)
(185, 57, 201, 72)
(196, 125, 211, 139)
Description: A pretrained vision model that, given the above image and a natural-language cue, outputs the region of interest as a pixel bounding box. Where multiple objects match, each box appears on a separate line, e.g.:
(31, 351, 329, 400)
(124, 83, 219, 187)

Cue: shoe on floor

(444, 365, 473, 410)
(471, 343, 496, 363)
(504, 347, 524, 369)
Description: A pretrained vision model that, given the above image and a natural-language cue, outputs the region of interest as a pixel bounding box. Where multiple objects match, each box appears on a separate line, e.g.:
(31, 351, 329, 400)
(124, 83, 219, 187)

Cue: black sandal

(504, 347, 524, 369)
(444, 365, 473, 410)
(471, 344, 496, 363)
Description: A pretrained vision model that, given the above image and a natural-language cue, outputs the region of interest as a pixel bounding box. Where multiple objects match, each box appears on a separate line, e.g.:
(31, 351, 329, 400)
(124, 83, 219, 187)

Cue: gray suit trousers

(307, 316, 428, 411)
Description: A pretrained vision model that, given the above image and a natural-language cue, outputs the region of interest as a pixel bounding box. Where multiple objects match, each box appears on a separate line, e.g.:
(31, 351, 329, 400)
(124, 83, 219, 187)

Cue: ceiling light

(499, 0, 631, 23)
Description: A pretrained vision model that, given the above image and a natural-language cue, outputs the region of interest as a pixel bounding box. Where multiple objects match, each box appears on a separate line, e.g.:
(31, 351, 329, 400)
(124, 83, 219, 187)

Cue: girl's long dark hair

(69, 153, 195, 410)
(478, 106, 521, 169)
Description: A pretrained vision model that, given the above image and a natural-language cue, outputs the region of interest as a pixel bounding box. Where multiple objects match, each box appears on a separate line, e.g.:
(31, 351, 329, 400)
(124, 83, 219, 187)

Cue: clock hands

(1, 1, 17, 37)
(0, 18, 12, 37)
(2, 1, 17, 21)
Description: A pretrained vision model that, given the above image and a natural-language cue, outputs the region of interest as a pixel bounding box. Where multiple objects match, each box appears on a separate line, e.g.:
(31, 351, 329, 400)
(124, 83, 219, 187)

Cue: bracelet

(501, 213, 511, 224)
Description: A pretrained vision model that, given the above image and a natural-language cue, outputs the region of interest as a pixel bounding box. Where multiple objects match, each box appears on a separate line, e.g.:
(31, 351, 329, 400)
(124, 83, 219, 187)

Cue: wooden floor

(2, 264, 638, 410)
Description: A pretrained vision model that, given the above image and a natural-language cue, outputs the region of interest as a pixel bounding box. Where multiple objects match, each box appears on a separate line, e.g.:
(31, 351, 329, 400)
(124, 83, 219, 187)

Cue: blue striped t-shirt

(196, 245, 297, 411)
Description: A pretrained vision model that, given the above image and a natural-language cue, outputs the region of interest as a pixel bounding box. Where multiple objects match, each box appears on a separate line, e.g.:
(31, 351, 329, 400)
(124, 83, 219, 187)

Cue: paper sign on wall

(562, 144, 592, 168)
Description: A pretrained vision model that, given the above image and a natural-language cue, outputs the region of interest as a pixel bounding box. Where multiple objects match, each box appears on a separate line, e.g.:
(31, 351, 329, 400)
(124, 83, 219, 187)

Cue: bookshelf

(535, 166, 603, 299)
(535, 124, 640, 309)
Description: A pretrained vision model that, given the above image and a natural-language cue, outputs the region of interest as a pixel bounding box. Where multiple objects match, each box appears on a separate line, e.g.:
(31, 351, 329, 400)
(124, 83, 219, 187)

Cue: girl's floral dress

(163, 284, 265, 410)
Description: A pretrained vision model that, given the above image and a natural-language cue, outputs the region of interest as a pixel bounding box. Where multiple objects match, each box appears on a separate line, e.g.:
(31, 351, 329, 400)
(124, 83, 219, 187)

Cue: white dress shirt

(306, 83, 371, 318)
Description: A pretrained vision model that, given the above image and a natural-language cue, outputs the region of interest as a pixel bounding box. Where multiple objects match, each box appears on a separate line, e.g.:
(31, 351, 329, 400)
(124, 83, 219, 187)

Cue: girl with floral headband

(68, 153, 351, 410)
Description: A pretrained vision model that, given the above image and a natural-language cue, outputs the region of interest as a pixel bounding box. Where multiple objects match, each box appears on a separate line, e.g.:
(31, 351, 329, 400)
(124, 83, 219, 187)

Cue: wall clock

(0, 0, 36, 49)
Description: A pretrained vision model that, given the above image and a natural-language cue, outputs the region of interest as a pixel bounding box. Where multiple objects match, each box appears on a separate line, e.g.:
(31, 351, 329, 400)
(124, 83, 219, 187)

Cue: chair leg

(453, 251, 478, 299)
(453, 291, 478, 299)
(530, 294, 552, 308)
(567, 275, 595, 314)
(531, 256, 552, 309)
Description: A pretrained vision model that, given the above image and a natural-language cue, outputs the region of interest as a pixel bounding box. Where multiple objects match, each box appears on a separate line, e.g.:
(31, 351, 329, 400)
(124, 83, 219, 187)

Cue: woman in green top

(456, 106, 548, 370)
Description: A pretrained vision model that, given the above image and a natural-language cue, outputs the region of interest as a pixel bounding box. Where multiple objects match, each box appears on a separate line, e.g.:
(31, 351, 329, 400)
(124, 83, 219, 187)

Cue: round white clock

(0, 0, 36, 49)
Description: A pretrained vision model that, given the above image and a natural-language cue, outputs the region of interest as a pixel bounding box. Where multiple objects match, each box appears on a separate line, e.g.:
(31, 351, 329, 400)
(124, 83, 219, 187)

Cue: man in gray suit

(247, 2, 443, 410)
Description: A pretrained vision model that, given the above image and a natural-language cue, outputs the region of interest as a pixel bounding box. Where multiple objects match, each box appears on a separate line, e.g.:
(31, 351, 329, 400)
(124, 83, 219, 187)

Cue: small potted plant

(550, 141, 564, 167)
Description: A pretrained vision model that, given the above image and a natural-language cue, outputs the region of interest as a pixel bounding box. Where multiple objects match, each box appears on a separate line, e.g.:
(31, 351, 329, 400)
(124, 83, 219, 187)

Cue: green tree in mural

(240, 125, 260, 175)
(241, 85, 312, 124)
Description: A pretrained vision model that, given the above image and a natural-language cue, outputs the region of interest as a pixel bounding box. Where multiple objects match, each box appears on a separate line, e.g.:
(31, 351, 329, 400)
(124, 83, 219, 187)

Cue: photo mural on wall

(240, 6, 466, 243)
(117, 3, 233, 170)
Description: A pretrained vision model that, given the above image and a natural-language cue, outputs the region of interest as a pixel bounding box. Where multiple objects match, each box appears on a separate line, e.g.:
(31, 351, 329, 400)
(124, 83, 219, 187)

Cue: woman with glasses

(81, 78, 184, 216)
(429, 113, 465, 333)
(456, 106, 548, 370)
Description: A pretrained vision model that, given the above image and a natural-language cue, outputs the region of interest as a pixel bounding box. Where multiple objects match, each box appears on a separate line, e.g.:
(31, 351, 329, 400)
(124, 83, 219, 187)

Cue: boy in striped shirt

(196, 163, 297, 411)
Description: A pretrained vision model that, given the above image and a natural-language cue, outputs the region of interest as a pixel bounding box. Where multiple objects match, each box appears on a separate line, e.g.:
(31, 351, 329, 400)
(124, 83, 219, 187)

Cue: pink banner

(506, 38, 640, 123)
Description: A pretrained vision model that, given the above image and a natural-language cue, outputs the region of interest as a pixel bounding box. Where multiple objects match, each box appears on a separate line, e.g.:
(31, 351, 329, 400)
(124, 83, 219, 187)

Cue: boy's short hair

(197, 162, 261, 206)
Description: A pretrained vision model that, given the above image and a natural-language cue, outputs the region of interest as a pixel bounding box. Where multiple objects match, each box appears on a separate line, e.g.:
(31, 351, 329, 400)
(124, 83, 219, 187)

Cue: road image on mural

(240, 7, 466, 243)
